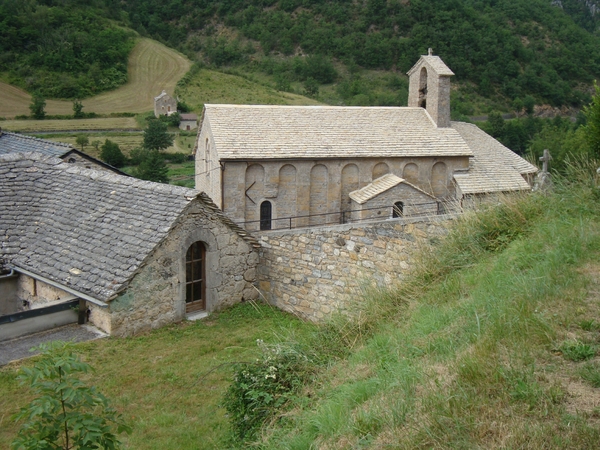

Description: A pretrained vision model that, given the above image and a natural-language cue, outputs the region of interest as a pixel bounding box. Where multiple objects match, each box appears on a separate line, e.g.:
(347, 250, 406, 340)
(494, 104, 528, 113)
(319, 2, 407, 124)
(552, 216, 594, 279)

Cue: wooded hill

(2, 0, 600, 110)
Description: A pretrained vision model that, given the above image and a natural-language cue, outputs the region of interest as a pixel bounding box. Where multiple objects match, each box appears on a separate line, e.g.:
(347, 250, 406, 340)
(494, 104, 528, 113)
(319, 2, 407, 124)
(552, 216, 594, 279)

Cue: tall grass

(252, 159, 600, 449)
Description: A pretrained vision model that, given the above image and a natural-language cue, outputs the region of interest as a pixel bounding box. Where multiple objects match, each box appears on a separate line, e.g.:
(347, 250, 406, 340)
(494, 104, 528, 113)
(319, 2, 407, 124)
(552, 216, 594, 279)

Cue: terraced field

(0, 39, 191, 118)
(2, 118, 139, 132)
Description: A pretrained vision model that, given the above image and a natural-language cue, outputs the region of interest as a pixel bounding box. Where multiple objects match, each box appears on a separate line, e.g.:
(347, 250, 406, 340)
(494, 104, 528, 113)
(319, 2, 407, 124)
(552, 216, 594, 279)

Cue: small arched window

(260, 201, 272, 230)
(185, 241, 206, 313)
(392, 201, 404, 218)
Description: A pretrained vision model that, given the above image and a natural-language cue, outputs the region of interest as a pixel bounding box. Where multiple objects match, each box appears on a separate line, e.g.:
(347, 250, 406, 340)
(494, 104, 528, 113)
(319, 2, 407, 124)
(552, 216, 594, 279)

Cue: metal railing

(241, 200, 454, 232)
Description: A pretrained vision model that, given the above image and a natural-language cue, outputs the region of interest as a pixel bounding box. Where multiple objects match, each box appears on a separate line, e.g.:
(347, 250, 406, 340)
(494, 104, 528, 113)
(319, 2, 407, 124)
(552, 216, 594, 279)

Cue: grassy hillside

(0, 39, 191, 118)
(122, 0, 600, 111)
(246, 160, 600, 448)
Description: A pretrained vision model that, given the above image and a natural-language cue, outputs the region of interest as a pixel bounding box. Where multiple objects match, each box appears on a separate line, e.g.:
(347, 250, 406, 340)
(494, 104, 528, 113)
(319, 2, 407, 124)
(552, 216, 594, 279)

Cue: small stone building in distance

(154, 90, 178, 117)
(195, 51, 538, 231)
(179, 113, 198, 131)
(0, 153, 259, 338)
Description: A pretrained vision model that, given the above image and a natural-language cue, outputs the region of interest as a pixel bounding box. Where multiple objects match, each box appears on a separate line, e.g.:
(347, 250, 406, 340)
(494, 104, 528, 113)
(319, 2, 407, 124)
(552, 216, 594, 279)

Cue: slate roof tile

(1, 152, 259, 302)
(203, 105, 473, 160)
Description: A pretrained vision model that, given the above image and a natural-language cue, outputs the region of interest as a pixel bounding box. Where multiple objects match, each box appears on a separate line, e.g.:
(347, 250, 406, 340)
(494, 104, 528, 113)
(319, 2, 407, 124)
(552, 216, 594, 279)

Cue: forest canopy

(0, 0, 135, 99)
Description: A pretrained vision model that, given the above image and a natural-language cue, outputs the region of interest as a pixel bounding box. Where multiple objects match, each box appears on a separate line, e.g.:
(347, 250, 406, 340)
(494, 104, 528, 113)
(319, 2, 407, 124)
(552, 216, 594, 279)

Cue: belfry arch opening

(419, 67, 428, 109)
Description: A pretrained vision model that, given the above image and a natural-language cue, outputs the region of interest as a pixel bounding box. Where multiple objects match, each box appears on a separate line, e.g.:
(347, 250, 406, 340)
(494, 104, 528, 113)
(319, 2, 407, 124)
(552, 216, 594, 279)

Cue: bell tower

(407, 49, 454, 128)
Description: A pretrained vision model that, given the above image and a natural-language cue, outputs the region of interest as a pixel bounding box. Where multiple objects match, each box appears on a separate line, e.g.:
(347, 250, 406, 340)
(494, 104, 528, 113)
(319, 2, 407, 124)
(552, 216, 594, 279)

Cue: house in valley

(194, 51, 537, 231)
(179, 113, 198, 131)
(154, 90, 178, 117)
(0, 153, 259, 339)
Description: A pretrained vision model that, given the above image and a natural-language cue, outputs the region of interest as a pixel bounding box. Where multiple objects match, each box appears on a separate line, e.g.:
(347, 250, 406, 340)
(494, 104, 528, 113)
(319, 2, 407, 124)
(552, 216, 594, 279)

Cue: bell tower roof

(407, 49, 454, 77)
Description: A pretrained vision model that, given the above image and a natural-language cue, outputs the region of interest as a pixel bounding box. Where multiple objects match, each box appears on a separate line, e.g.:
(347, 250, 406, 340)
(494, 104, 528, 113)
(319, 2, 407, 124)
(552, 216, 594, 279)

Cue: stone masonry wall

(90, 200, 258, 336)
(257, 216, 451, 321)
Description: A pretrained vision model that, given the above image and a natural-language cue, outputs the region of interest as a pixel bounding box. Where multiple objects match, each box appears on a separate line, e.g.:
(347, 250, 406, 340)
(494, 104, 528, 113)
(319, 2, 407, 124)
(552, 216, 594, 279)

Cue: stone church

(195, 51, 537, 231)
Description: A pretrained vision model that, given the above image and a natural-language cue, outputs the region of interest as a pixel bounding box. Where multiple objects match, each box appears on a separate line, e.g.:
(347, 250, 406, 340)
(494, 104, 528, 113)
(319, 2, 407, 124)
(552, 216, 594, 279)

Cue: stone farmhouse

(0, 153, 259, 338)
(195, 52, 537, 231)
(0, 128, 125, 175)
(179, 113, 198, 131)
(154, 90, 178, 117)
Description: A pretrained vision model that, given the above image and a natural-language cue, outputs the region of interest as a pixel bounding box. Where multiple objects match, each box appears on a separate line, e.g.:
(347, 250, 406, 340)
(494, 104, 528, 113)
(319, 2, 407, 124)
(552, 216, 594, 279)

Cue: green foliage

(29, 95, 46, 120)
(11, 341, 130, 450)
(72, 100, 84, 119)
(303, 77, 319, 98)
(222, 340, 313, 442)
(159, 112, 181, 128)
(0, 1, 135, 99)
(143, 119, 173, 151)
(558, 340, 597, 361)
(119, 0, 600, 107)
(75, 134, 88, 151)
(583, 82, 600, 159)
(100, 139, 126, 168)
(133, 150, 169, 183)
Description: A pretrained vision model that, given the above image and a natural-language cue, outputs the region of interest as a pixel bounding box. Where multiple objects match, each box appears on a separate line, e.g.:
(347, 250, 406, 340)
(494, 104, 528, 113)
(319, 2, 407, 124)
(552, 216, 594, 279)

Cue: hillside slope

(230, 161, 600, 448)
(0, 39, 191, 117)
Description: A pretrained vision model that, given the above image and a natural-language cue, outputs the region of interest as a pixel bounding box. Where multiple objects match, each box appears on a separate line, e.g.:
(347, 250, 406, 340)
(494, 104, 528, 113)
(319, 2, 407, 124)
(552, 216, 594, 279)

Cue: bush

(222, 340, 313, 442)
(11, 341, 130, 450)
(100, 139, 127, 168)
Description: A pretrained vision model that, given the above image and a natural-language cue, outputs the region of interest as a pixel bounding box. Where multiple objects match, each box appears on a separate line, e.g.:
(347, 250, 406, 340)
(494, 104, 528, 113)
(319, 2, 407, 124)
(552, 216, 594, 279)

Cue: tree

(29, 95, 46, 120)
(100, 139, 127, 167)
(583, 82, 600, 159)
(487, 111, 505, 138)
(303, 77, 319, 98)
(11, 341, 130, 450)
(75, 134, 89, 151)
(134, 150, 169, 183)
(143, 119, 173, 151)
(73, 100, 84, 119)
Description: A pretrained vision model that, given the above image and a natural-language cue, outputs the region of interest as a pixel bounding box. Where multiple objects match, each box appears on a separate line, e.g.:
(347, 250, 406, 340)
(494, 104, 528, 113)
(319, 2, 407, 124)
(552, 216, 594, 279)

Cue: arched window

(392, 201, 404, 218)
(185, 241, 206, 313)
(260, 201, 272, 230)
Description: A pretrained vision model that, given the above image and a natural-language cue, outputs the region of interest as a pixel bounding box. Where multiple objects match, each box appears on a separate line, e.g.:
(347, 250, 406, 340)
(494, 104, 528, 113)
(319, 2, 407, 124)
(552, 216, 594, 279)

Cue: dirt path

(0, 38, 192, 118)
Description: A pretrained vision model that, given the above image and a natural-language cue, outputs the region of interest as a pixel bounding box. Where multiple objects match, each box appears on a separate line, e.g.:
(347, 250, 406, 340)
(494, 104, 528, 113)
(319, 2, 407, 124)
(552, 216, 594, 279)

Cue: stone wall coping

(256, 214, 458, 239)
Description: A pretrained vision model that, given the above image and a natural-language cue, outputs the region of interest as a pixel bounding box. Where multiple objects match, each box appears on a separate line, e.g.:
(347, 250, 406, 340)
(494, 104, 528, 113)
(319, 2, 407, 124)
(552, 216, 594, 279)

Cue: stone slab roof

(0, 153, 258, 302)
(350, 173, 436, 204)
(180, 114, 198, 121)
(203, 105, 473, 160)
(451, 122, 538, 195)
(0, 131, 72, 158)
(407, 55, 455, 77)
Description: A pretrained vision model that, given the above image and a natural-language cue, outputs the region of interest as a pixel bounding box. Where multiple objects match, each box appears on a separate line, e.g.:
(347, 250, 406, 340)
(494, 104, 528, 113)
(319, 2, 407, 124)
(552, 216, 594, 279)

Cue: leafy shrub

(164, 152, 188, 164)
(222, 340, 314, 442)
(100, 139, 127, 168)
(11, 341, 130, 449)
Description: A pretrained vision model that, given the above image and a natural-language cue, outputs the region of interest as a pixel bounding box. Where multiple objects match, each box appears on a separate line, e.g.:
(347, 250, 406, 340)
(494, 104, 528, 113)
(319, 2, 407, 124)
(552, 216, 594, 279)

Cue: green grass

(251, 159, 600, 449)
(0, 303, 316, 449)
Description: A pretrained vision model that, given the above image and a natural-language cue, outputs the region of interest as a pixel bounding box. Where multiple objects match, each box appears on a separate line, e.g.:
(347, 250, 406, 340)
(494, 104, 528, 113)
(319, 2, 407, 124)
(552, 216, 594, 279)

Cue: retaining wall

(257, 216, 452, 321)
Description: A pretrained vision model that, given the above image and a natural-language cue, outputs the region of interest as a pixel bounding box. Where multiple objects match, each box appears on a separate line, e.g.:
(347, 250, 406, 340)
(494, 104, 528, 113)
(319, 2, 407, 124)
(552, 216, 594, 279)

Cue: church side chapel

(195, 51, 538, 231)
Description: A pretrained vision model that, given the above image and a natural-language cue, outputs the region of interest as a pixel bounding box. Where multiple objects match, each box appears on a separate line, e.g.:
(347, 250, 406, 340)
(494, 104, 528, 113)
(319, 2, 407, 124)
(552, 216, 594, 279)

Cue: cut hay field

(2, 117, 139, 133)
(177, 69, 322, 112)
(0, 38, 191, 118)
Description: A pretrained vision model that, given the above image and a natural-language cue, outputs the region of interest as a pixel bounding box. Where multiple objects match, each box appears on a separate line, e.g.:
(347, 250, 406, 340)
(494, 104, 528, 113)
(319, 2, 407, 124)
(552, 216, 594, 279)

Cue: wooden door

(185, 242, 206, 313)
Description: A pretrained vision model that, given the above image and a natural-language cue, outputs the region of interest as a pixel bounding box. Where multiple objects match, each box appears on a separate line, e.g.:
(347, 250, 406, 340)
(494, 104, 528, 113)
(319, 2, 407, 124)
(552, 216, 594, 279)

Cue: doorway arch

(185, 241, 206, 313)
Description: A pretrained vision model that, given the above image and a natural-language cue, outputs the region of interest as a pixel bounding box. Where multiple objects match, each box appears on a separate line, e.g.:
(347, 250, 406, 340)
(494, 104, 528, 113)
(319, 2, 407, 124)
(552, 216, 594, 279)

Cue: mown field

(0, 38, 191, 118)
(2, 118, 140, 132)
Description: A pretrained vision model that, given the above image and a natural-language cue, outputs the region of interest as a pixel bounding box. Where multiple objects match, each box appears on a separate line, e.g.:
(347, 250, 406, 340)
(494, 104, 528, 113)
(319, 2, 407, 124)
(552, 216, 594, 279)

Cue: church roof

(451, 122, 538, 195)
(0, 153, 257, 303)
(203, 105, 473, 160)
(349, 173, 435, 204)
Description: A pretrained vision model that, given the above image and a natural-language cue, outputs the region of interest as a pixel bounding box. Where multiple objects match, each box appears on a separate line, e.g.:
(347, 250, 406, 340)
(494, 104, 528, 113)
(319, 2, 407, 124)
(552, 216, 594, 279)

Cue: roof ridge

(2, 131, 73, 148)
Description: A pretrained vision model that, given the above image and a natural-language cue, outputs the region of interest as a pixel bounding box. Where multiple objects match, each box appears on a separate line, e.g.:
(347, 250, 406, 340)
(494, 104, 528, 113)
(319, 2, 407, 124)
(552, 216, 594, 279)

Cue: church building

(195, 51, 537, 231)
